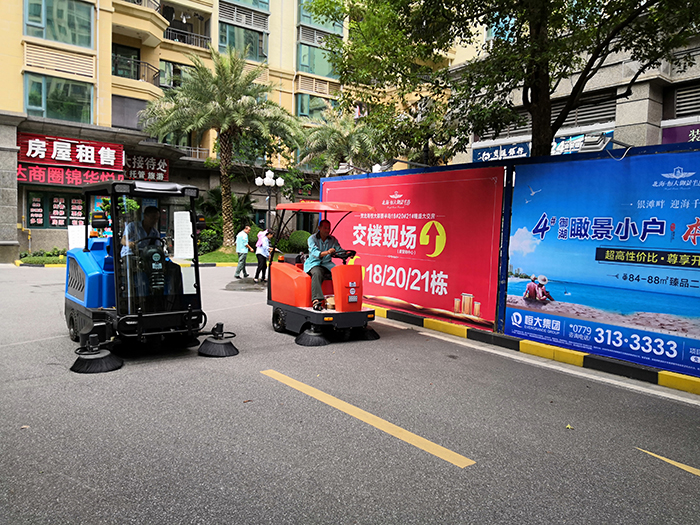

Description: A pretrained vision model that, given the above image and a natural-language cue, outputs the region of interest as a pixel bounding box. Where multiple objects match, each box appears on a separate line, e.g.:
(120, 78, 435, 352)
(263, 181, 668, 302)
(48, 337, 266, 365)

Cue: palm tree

(140, 46, 302, 247)
(299, 105, 382, 176)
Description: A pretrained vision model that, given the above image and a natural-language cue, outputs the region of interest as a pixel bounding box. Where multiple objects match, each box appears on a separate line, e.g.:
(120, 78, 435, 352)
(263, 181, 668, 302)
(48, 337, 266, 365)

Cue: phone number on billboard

(570, 325, 678, 358)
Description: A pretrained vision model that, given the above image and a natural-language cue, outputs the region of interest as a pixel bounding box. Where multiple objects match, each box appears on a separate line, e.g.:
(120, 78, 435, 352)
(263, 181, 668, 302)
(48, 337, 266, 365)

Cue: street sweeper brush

(198, 322, 239, 357)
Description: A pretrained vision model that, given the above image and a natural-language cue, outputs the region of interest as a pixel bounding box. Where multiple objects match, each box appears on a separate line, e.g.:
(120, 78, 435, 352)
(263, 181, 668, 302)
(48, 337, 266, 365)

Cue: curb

(370, 305, 700, 397)
(14, 260, 65, 267)
(13, 261, 247, 268)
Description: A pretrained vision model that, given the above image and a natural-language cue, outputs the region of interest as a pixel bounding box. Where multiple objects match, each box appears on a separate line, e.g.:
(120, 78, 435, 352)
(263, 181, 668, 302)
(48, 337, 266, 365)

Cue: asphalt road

(1, 265, 698, 524)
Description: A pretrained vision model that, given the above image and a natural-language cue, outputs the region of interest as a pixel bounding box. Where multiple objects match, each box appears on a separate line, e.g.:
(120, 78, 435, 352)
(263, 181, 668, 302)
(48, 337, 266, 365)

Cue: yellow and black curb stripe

(14, 260, 65, 268)
(13, 261, 241, 268)
(370, 305, 700, 397)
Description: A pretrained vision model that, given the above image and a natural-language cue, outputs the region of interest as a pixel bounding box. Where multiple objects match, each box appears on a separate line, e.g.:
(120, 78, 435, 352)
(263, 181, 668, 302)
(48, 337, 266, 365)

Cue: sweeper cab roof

(80, 180, 200, 199)
(276, 201, 376, 214)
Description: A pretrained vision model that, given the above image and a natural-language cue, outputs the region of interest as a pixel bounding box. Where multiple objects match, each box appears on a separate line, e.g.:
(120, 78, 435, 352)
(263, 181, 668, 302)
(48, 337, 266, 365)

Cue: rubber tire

(68, 313, 80, 342)
(272, 308, 287, 333)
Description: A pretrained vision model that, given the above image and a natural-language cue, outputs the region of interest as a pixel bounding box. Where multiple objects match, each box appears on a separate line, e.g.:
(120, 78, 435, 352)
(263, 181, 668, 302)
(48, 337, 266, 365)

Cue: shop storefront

(15, 131, 202, 252)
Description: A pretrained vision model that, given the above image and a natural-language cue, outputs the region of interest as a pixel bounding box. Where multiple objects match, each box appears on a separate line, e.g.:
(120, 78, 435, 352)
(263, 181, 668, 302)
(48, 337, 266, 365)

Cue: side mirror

(195, 214, 206, 231)
(91, 212, 109, 229)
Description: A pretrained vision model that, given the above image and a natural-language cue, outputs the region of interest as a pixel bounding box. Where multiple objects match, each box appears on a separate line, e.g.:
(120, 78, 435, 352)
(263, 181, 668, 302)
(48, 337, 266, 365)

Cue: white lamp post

(255, 169, 284, 229)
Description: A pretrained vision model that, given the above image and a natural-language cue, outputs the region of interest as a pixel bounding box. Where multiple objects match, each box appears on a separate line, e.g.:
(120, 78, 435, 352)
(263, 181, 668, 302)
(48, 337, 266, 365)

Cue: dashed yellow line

(637, 448, 700, 477)
(261, 369, 475, 468)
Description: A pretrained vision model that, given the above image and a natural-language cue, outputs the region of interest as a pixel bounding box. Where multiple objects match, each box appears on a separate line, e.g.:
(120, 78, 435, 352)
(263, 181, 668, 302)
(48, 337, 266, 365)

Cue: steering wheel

(332, 249, 356, 262)
(136, 235, 164, 246)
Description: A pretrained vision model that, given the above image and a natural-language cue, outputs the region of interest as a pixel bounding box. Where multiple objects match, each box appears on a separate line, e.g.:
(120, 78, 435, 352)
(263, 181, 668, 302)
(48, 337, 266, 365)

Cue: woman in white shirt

(254, 230, 275, 283)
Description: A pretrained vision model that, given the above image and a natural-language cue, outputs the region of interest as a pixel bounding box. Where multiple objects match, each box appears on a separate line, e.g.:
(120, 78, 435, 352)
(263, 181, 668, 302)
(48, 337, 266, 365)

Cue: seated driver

(120, 206, 161, 257)
(304, 219, 342, 310)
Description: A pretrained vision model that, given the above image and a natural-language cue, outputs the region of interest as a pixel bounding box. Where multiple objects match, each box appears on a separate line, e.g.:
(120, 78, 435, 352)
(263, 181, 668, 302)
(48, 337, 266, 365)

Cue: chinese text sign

(506, 151, 700, 377)
(322, 167, 504, 328)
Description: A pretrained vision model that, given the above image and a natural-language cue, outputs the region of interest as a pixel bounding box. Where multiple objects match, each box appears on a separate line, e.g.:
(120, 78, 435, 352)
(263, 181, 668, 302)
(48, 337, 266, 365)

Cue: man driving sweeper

(304, 219, 343, 311)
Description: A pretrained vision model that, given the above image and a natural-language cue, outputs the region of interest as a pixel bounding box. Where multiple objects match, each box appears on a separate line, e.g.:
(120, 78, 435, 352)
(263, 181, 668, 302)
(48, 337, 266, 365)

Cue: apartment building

(450, 36, 700, 164)
(0, 0, 341, 261)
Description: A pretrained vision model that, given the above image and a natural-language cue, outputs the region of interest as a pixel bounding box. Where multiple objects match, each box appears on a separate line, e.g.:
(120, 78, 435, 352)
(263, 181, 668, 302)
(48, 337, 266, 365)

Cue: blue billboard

(506, 151, 700, 377)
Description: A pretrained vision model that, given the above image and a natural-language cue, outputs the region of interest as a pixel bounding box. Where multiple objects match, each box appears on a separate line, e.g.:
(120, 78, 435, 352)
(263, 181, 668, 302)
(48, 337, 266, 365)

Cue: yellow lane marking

(261, 369, 475, 468)
(637, 448, 700, 477)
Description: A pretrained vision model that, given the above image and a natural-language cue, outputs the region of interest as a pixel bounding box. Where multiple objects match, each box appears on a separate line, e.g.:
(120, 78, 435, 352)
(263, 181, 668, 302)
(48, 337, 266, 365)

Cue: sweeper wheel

(272, 308, 287, 333)
(68, 313, 80, 342)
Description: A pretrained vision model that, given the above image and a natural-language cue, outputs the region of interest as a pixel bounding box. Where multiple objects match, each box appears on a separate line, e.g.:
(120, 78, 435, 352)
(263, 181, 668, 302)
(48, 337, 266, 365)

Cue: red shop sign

(17, 163, 125, 186)
(18, 133, 124, 171)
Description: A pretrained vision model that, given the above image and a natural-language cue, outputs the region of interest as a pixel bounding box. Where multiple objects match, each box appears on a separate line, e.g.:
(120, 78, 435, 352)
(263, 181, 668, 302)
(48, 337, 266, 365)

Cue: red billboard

(322, 167, 504, 328)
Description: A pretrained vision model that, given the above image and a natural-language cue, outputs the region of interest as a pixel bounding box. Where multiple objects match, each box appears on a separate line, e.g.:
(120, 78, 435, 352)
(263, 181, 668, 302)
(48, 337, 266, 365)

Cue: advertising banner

(505, 151, 700, 377)
(322, 167, 504, 328)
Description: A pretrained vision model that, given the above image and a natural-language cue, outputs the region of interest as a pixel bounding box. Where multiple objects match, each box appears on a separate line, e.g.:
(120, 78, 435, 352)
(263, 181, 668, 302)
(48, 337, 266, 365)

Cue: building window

(159, 61, 190, 88)
(26, 73, 92, 123)
(232, 0, 269, 11)
(112, 95, 146, 130)
(296, 94, 334, 119)
(663, 83, 700, 120)
(219, 22, 267, 61)
(298, 44, 336, 79)
(26, 191, 86, 229)
(112, 44, 140, 80)
(162, 132, 191, 148)
(25, 0, 93, 48)
(298, 0, 342, 34)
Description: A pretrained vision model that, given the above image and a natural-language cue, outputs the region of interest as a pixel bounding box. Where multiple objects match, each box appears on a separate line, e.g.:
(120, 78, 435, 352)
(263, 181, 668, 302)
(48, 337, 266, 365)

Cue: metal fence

(112, 55, 160, 87)
(177, 146, 210, 160)
(164, 28, 211, 49)
(123, 0, 160, 11)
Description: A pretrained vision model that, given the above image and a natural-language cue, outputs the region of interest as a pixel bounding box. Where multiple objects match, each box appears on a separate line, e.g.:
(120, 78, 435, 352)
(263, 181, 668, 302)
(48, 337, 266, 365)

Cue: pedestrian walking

(254, 230, 277, 283)
(234, 225, 253, 279)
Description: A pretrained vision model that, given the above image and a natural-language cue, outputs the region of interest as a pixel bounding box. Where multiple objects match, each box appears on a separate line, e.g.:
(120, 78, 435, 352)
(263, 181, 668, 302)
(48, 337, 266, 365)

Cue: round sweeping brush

(70, 334, 124, 374)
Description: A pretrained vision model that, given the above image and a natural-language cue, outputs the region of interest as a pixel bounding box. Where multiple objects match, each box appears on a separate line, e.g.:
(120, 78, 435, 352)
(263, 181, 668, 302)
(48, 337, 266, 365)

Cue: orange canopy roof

(276, 201, 376, 213)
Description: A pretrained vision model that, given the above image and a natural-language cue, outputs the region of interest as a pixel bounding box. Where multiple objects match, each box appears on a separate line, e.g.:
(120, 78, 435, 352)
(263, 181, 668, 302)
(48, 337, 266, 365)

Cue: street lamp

(255, 169, 284, 229)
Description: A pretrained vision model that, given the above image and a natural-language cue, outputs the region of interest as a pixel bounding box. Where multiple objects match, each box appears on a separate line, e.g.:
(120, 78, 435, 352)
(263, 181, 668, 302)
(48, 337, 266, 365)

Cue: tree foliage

(140, 46, 303, 246)
(308, 0, 700, 156)
(299, 104, 385, 175)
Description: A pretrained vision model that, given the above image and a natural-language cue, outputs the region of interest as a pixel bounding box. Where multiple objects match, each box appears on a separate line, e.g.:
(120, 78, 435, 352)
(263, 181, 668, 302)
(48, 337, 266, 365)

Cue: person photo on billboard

(523, 274, 555, 302)
(523, 274, 538, 299)
(536, 275, 555, 302)
(304, 219, 343, 311)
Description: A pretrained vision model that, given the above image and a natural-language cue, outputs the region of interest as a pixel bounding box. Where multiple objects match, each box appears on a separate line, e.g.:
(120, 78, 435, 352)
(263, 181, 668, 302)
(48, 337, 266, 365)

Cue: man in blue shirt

(234, 225, 253, 279)
(304, 219, 342, 310)
(120, 206, 161, 257)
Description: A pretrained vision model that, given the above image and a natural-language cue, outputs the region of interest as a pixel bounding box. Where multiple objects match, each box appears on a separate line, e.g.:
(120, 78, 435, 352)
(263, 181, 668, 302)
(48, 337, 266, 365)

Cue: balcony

(177, 146, 210, 160)
(123, 0, 160, 10)
(112, 0, 168, 47)
(112, 55, 160, 87)
(164, 27, 211, 49)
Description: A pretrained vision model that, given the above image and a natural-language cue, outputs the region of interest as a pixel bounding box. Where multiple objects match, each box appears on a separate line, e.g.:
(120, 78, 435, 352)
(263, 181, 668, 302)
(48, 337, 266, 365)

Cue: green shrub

(248, 224, 262, 247)
(19, 248, 67, 259)
(289, 230, 311, 253)
(21, 256, 65, 265)
(198, 229, 222, 255)
(275, 239, 292, 253)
